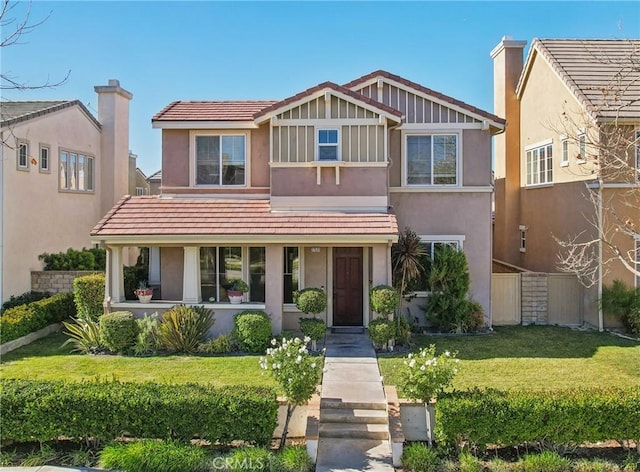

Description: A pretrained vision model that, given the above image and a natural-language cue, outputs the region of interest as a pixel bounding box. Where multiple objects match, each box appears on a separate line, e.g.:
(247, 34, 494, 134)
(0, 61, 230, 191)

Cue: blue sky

(3, 1, 639, 175)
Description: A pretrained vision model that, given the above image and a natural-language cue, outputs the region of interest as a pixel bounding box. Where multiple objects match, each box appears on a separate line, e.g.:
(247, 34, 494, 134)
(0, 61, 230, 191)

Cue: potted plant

(226, 278, 249, 304)
(294, 287, 327, 351)
(134, 281, 153, 303)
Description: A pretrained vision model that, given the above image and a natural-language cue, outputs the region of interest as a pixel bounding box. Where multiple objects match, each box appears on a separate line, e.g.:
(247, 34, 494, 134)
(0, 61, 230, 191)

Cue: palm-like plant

(392, 227, 426, 302)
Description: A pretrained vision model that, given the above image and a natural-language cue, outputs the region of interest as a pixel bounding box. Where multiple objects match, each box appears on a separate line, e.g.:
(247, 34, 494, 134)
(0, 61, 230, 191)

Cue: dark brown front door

(333, 247, 363, 326)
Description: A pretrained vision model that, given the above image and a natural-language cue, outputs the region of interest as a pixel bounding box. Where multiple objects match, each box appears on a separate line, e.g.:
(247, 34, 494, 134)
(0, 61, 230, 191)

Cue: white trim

(16, 139, 29, 171)
(111, 301, 267, 310)
(349, 76, 504, 129)
(399, 122, 484, 130)
(316, 127, 341, 162)
(599, 183, 640, 189)
(524, 138, 553, 151)
(389, 185, 492, 193)
(39, 143, 50, 173)
(152, 120, 258, 129)
(92, 234, 399, 246)
(159, 191, 270, 198)
(189, 130, 250, 188)
(401, 131, 461, 187)
(269, 161, 387, 168)
(270, 195, 388, 212)
(275, 118, 381, 126)
(419, 235, 465, 245)
(327, 247, 334, 327)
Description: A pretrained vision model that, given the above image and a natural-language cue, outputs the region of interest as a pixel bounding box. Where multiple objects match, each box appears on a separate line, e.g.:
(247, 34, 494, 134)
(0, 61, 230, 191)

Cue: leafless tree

(551, 40, 639, 287)
(0, 0, 69, 91)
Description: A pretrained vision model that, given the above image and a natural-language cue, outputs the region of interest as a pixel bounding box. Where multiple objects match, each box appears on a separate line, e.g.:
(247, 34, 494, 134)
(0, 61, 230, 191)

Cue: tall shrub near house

(295, 287, 327, 351)
(73, 273, 105, 321)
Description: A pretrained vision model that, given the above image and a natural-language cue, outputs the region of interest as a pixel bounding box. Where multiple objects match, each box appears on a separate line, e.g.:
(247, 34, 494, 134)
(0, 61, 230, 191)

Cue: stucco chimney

(94, 79, 133, 216)
(491, 36, 526, 264)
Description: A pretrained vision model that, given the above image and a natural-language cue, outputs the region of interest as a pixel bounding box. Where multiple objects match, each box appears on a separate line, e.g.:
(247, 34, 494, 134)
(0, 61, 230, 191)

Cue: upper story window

(561, 137, 569, 167)
(406, 134, 458, 186)
(17, 141, 28, 170)
(577, 133, 586, 163)
(60, 150, 94, 192)
(525, 141, 553, 186)
(317, 129, 339, 161)
(136, 187, 147, 196)
(40, 145, 50, 172)
(196, 135, 246, 186)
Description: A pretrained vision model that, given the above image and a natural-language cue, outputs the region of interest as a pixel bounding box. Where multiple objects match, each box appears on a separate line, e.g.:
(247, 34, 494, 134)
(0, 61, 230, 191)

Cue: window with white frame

(17, 141, 28, 170)
(136, 187, 147, 196)
(40, 145, 50, 172)
(59, 150, 94, 192)
(199, 246, 265, 303)
(406, 134, 458, 185)
(402, 237, 464, 293)
(196, 134, 246, 186)
(283, 247, 300, 303)
(525, 141, 553, 185)
(577, 133, 586, 163)
(317, 129, 339, 161)
(561, 138, 569, 166)
(519, 225, 527, 252)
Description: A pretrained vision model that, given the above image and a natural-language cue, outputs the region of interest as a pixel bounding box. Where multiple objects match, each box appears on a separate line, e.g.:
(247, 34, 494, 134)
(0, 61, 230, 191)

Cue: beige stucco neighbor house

(0, 80, 133, 304)
(92, 71, 504, 335)
(492, 38, 640, 329)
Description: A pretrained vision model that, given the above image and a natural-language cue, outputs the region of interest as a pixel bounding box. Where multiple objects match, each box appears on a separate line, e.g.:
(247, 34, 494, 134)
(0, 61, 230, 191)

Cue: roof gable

(253, 81, 402, 124)
(0, 100, 101, 130)
(516, 39, 640, 122)
(345, 70, 505, 128)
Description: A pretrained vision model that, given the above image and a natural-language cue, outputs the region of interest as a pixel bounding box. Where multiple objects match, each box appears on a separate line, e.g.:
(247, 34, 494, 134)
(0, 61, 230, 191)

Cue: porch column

(182, 246, 201, 303)
(265, 244, 284, 334)
(148, 247, 161, 285)
(372, 243, 391, 286)
(109, 246, 125, 302)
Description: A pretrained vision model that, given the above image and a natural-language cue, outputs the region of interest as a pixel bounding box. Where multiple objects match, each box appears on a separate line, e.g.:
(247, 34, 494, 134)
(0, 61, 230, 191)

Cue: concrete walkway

(315, 331, 394, 472)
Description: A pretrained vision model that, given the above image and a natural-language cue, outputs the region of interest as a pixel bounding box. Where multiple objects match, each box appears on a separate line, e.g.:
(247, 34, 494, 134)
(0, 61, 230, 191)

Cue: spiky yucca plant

(158, 305, 214, 353)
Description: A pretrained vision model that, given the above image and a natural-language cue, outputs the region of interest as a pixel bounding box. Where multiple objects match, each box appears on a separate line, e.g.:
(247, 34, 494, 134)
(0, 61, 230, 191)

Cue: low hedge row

(0, 292, 76, 344)
(435, 387, 640, 449)
(1, 379, 278, 446)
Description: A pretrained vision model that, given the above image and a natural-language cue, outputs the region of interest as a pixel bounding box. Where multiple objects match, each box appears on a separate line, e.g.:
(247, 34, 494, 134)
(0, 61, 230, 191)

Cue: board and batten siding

(271, 95, 385, 163)
(356, 83, 481, 125)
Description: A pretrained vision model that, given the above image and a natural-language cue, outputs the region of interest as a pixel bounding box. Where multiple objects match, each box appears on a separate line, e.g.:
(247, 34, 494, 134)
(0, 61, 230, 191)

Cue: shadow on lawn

(382, 325, 640, 360)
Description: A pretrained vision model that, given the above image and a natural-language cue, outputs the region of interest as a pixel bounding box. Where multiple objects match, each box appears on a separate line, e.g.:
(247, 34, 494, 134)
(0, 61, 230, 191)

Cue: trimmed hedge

(99, 311, 138, 353)
(233, 310, 272, 353)
(435, 387, 640, 450)
(0, 292, 76, 344)
(1, 290, 51, 314)
(1, 379, 278, 446)
(73, 273, 105, 321)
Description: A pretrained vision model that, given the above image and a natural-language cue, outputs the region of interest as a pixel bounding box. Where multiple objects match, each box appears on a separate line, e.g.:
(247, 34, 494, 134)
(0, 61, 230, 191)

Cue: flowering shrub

(260, 336, 323, 449)
(399, 344, 460, 402)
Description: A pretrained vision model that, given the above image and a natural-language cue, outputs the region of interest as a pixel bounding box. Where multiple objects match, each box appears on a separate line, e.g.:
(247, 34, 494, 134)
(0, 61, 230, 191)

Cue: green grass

(0, 332, 277, 389)
(379, 326, 640, 394)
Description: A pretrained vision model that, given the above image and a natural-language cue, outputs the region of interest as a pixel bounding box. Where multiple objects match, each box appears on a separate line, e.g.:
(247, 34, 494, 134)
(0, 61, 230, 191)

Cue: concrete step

(315, 437, 394, 472)
(319, 422, 389, 440)
(320, 408, 388, 424)
(320, 398, 387, 410)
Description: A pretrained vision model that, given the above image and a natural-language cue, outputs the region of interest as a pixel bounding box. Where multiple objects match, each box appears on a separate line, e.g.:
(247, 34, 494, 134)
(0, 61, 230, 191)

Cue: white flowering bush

(260, 336, 323, 449)
(399, 344, 460, 403)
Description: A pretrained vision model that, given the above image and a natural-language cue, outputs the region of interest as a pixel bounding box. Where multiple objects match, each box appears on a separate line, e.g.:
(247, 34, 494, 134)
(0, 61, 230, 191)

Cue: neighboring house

(91, 70, 504, 335)
(146, 169, 161, 195)
(132, 165, 151, 196)
(492, 37, 640, 329)
(0, 80, 133, 304)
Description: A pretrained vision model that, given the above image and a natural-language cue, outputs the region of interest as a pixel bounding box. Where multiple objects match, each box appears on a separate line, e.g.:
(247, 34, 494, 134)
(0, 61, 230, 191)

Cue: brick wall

(521, 272, 548, 325)
(31, 271, 103, 294)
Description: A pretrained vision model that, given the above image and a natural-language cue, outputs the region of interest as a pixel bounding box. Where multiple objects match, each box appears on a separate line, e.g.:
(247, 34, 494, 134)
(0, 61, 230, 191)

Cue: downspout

(597, 182, 604, 332)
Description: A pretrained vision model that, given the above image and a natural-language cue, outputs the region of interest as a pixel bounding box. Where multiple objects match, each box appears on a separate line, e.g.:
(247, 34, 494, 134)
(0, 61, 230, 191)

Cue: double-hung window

(561, 137, 569, 166)
(406, 134, 458, 185)
(525, 141, 553, 185)
(59, 150, 94, 192)
(40, 145, 50, 172)
(196, 135, 246, 186)
(577, 133, 586, 163)
(317, 129, 339, 161)
(17, 141, 28, 170)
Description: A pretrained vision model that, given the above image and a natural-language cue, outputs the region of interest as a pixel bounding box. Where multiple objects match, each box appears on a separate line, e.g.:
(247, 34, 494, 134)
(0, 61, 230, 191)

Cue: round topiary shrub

(369, 285, 399, 317)
(299, 317, 327, 350)
(99, 311, 138, 353)
(233, 310, 272, 353)
(368, 317, 395, 350)
(293, 288, 327, 316)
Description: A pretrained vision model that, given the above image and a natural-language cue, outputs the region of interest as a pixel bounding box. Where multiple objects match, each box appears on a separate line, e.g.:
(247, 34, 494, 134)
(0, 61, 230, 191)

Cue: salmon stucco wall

(161, 129, 189, 188)
(160, 247, 184, 301)
(271, 167, 388, 197)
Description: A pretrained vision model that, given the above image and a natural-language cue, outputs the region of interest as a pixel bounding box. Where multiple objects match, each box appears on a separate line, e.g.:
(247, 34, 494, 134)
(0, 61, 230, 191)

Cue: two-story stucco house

(91, 71, 504, 335)
(492, 38, 640, 329)
(0, 80, 133, 304)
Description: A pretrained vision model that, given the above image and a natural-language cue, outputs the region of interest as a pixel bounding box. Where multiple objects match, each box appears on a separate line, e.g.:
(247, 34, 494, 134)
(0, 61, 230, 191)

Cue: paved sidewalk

(315, 332, 394, 472)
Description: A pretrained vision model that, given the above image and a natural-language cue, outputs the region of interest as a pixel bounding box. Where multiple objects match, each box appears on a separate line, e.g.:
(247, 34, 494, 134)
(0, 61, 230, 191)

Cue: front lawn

(379, 325, 640, 394)
(0, 332, 276, 389)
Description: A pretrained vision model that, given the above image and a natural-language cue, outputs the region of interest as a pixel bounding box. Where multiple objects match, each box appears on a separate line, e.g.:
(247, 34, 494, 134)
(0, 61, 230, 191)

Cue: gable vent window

(317, 129, 339, 161)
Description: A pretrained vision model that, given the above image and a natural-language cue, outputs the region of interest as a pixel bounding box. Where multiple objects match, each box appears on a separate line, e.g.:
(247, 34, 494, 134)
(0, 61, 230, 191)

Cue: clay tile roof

(0, 100, 101, 129)
(523, 39, 640, 121)
(91, 196, 398, 239)
(253, 81, 403, 120)
(344, 70, 506, 125)
(152, 100, 278, 122)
